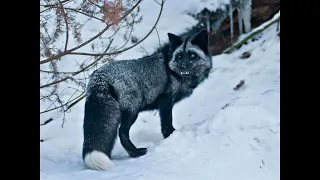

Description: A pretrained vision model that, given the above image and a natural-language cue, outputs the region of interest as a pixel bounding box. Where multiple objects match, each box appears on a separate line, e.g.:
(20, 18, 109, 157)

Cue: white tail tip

(84, 150, 114, 171)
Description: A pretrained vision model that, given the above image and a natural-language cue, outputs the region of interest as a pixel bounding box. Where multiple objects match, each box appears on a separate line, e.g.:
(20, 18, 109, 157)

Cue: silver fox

(82, 29, 213, 171)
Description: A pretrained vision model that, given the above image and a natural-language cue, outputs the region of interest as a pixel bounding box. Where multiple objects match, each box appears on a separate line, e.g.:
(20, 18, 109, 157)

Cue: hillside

(40, 1, 280, 179)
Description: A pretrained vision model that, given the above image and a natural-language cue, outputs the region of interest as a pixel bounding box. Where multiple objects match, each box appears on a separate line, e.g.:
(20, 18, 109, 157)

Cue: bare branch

(40, 91, 85, 114)
(40, 0, 74, 13)
(40, 0, 143, 65)
(40, 39, 113, 89)
(69, 0, 164, 57)
(40, 0, 165, 118)
(40, 69, 74, 74)
(40, 77, 71, 89)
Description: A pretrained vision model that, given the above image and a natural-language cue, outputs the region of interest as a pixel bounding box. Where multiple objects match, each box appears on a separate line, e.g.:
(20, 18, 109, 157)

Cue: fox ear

(191, 29, 209, 54)
(167, 33, 183, 50)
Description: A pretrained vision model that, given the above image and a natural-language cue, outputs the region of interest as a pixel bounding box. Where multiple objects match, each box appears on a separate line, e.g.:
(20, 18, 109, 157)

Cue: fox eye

(189, 52, 197, 58)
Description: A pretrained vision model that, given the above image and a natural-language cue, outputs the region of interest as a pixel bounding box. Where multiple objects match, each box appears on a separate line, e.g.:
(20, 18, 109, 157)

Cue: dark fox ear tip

(167, 33, 176, 37)
(168, 33, 182, 42)
(199, 29, 208, 34)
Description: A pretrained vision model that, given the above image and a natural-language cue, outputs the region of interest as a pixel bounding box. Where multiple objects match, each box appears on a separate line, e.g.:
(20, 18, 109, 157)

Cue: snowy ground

(40, 0, 280, 179)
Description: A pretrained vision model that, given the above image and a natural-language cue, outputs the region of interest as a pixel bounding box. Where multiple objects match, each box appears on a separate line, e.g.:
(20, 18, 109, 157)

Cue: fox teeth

(180, 71, 189, 75)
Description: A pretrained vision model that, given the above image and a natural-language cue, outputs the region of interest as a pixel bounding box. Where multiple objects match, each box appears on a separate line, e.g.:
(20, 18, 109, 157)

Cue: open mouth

(180, 71, 190, 75)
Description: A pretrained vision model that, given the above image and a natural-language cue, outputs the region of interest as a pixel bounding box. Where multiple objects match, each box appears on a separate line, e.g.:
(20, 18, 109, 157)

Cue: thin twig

(64, 7, 105, 22)
(155, 27, 161, 47)
(45, 88, 66, 111)
(66, 86, 81, 105)
(153, 0, 161, 5)
(228, 136, 234, 143)
(65, 95, 86, 112)
(58, 0, 69, 51)
(68, 86, 85, 93)
(114, 13, 136, 51)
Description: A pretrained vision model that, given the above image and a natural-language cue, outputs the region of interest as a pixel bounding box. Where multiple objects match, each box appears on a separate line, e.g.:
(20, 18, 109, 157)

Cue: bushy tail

(84, 150, 114, 171)
(82, 86, 121, 171)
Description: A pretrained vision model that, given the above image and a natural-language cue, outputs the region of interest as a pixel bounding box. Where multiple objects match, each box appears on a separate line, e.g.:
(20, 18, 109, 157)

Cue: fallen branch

(221, 97, 241, 110)
(239, 52, 251, 59)
(233, 80, 245, 91)
(40, 118, 54, 126)
(223, 16, 280, 54)
(261, 89, 275, 95)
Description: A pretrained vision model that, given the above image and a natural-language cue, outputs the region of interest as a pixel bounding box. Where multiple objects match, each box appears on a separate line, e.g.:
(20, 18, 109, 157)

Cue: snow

(40, 0, 280, 180)
(235, 11, 280, 45)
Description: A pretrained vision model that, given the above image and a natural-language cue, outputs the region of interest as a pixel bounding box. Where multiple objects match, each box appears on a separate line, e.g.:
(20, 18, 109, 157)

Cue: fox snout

(177, 62, 192, 76)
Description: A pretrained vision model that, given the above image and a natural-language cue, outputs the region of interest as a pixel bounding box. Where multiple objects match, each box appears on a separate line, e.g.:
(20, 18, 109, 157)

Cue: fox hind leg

(119, 109, 148, 157)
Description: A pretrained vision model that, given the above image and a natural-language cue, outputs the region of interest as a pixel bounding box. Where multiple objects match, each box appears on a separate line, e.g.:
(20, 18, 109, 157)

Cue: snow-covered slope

(40, 1, 280, 179)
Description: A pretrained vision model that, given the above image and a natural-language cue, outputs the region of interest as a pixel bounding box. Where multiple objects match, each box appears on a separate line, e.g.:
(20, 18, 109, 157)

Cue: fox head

(167, 29, 212, 79)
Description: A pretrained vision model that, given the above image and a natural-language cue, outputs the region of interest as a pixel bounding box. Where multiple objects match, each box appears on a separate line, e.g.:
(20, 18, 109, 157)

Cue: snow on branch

(224, 15, 280, 54)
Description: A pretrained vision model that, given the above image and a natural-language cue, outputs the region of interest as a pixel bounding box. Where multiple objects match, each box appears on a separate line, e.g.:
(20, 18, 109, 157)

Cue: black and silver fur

(82, 29, 213, 171)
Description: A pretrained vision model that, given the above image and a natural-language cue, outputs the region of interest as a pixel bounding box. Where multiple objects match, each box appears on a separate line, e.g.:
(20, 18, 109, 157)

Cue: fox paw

(129, 148, 148, 158)
(162, 127, 175, 138)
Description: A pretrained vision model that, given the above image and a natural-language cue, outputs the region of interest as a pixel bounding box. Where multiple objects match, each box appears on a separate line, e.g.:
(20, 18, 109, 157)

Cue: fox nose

(180, 64, 187, 71)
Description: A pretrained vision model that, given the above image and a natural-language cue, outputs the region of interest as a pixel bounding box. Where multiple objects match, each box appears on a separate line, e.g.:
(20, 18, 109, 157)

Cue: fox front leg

(158, 97, 175, 138)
